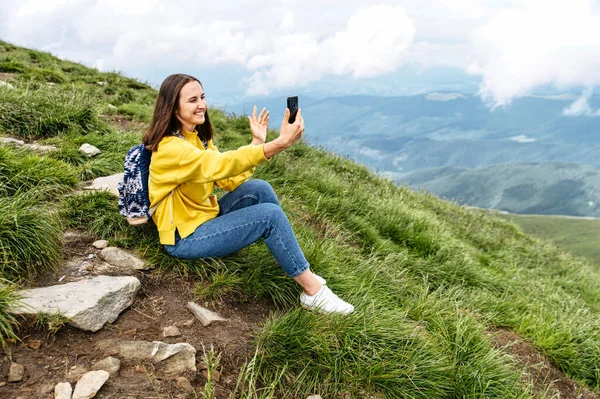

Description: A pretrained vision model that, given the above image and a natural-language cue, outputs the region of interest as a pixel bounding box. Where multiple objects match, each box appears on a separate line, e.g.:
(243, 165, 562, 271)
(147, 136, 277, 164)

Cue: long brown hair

(143, 73, 214, 151)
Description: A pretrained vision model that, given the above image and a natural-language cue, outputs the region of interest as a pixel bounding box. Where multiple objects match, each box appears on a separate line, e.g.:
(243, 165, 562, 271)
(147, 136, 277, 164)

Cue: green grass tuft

(0, 193, 62, 281)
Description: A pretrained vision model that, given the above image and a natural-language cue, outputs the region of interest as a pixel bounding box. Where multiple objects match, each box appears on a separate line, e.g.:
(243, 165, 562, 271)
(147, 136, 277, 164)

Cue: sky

(2, 0, 600, 111)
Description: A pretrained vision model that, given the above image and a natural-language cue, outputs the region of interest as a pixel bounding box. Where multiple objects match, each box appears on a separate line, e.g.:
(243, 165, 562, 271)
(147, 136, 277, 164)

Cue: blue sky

(1, 0, 600, 111)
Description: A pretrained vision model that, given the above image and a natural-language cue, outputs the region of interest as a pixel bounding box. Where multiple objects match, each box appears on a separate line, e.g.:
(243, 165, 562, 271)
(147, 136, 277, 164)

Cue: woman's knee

(246, 179, 279, 205)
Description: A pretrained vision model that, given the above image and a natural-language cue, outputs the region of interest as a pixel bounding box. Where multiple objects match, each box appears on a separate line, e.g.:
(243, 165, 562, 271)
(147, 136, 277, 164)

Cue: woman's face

(175, 80, 206, 130)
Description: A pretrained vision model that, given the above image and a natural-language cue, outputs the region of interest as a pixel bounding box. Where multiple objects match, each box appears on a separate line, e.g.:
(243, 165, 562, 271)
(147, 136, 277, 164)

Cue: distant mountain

(224, 93, 600, 172)
(396, 162, 600, 217)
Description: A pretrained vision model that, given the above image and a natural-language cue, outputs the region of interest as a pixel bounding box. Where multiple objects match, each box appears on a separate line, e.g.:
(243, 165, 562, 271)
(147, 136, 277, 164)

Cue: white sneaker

(300, 286, 354, 315)
(313, 273, 326, 286)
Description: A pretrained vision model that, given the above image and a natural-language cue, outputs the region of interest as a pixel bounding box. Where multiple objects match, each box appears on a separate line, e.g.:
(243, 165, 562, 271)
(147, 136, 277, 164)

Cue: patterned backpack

(117, 131, 208, 226)
(117, 144, 158, 225)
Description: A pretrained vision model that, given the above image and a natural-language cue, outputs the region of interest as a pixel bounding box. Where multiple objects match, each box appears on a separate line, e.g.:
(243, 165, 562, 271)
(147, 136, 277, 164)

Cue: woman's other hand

(279, 108, 304, 147)
(248, 105, 269, 145)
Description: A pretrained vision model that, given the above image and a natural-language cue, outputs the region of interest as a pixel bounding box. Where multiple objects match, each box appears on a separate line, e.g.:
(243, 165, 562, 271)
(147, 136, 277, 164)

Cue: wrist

(251, 139, 264, 146)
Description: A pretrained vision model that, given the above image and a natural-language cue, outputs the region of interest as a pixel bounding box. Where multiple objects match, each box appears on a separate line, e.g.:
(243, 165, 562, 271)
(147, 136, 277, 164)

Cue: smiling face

(175, 80, 206, 132)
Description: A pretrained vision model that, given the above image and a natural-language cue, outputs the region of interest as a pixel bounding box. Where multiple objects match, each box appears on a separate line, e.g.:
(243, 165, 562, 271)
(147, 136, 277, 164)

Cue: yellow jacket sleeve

(208, 141, 255, 192)
(172, 140, 268, 184)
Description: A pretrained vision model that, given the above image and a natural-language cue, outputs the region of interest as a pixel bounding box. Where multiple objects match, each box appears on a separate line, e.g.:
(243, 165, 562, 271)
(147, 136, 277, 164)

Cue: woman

(143, 73, 354, 315)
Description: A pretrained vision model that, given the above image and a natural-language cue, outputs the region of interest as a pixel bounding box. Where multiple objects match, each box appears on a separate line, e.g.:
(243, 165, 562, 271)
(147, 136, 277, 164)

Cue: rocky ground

(0, 230, 273, 398)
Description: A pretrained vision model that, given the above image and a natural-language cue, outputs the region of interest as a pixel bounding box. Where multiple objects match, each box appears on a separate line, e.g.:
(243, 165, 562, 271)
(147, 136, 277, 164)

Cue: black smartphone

(287, 96, 299, 124)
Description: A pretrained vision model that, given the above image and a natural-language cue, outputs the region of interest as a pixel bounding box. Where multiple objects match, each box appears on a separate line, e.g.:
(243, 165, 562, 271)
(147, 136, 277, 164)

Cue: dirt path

(492, 329, 599, 399)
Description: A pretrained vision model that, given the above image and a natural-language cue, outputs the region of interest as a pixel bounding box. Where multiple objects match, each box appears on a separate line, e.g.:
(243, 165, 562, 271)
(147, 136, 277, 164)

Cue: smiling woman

(143, 73, 354, 315)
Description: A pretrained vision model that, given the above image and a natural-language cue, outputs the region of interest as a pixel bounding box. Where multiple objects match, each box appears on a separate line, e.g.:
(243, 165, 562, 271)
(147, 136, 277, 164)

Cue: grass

(1, 39, 600, 397)
(0, 192, 63, 281)
(496, 212, 600, 266)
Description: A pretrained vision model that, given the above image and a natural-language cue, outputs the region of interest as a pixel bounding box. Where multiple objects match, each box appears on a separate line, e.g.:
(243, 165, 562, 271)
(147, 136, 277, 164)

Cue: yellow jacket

(149, 129, 270, 245)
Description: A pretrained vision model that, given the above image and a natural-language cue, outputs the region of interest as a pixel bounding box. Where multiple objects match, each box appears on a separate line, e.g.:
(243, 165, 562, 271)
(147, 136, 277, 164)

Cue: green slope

(496, 212, 600, 266)
(398, 162, 600, 217)
(1, 39, 600, 398)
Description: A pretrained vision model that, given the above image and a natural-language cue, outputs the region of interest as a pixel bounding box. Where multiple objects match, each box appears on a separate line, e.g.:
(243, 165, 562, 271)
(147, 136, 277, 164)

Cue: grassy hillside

(2, 40, 600, 398)
(496, 212, 600, 266)
(396, 162, 600, 217)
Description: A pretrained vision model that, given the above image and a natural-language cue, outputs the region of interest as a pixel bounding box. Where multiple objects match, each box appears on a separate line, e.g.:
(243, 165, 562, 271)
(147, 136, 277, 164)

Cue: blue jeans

(164, 179, 310, 278)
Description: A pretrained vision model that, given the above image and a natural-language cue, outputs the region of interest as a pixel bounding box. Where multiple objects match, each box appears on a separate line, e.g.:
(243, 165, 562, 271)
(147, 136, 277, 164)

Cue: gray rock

(84, 173, 124, 196)
(0, 80, 15, 90)
(176, 376, 194, 393)
(93, 240, 109, 249)
(72, 370, 109, 399)
(0, 137, 24, 146)
(23, 143, 57, 152)
(79, 143, 101, 157)
(163, 325, 182, 338)
(8, 362, 24, 382)
(187, 302, 226, 327)
(91, 356, 120, 377)
(54, 382, 72, 399)
(41, 383, 54, 394)
(97, 340, 196, 375)
(9, 276, 141, 332)
(100, 247, 150, 270)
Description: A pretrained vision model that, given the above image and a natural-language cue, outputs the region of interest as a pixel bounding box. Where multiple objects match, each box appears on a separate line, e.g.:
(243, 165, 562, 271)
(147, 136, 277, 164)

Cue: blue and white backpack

(117, 144, 158, 225)
(117, 131, 208, 226)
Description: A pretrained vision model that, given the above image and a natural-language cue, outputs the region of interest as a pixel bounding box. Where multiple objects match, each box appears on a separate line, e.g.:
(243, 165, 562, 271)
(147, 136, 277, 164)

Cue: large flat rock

(9, 276, 141, 332)
(84, 173, 123, 196)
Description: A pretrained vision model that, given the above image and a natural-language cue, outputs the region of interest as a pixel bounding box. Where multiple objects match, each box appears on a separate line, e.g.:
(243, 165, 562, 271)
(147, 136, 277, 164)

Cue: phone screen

(287, 96, 299, 124)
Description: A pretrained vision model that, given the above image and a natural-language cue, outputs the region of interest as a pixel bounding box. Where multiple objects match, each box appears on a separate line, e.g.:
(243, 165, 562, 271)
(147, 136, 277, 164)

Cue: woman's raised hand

(279, 108, 304, 147)
(248, 105, 269, 144)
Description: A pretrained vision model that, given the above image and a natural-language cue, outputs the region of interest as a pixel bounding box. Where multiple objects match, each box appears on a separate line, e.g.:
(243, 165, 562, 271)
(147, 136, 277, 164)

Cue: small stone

(8, 362, 25, 382)
(91, 356, 121, 377)
(0, 381, 6, 387)
(88, 253, 95, 259)
(40, 383, 54, 394)
(135, 365, 143, 372)
(307, 396, 323, 399)
(92, 240, 109, 249)
(100, 247, 149, 271)
(28, 339, 41, 350)
(79, 143, 101, 157)
(71, 365, 77, 370)
(176, 318, 195, 328)
(72, 370, 110, 399)
(163, 325, 182, 338)
(54, 382, 73, 399)
(176, 376, 194, 393)
(187, 302, 226, 327)
(107, 103, 117, 110)
(97, 81, 108, 86)
(0, 80, 15, 89)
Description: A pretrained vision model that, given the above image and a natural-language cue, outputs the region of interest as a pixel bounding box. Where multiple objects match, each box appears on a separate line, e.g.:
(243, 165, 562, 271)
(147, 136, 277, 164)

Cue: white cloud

(245, 5, 416, 95)
(3, 0, 600, 105)
(563, 88, 600, 116)
(509, 135, 536, 143)
(466, 0, 600, 108)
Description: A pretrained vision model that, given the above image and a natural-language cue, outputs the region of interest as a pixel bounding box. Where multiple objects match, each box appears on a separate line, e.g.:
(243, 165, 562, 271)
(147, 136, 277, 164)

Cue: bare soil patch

(1, 230, 275, 398)
(492, 328, 599, 399)
(105, 114, 147, 133)
(0, 72, 16, 81)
